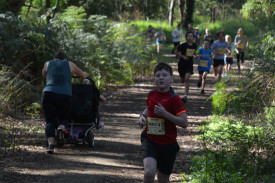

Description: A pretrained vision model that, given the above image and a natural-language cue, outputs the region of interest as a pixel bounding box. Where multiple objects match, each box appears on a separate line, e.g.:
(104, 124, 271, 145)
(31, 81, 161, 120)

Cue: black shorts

(140, 131, 179, 175)
(213, 59, 225, 67)
(198, 70, 209, 75)
(178, 60, 194, 77)
(226, 57, 233, 64)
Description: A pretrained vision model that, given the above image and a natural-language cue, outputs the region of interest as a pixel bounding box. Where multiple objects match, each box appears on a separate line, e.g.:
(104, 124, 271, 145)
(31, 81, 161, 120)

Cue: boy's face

(186, 33, 194, 43)
(226, 36, 231, 42)
(218, 33, 224, 41)
(154, 69, 173, 92)
(238, 29, 243, 36)
(203, 41, 210, 50)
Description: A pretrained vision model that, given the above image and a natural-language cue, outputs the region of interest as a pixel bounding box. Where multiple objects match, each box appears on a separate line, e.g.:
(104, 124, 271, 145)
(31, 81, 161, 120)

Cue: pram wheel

(87, 132, 95, 148)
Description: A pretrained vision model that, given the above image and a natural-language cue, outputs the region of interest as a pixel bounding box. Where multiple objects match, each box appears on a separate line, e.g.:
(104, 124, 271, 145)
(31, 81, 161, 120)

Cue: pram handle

(72, 76, 96, 86)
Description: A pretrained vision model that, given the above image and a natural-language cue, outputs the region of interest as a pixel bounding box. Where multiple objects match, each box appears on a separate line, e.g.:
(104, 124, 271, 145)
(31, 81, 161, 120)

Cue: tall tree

(169, 0, 175, 26)
(184, 0, 195, 28)
(178, 0, 185, 23)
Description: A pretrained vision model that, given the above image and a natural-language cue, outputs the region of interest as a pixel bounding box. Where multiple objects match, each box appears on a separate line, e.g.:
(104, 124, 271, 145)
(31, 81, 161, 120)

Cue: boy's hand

(154, 103, 167, 117)
(139, 115, 146, 128)
(182, 55, 189, 61)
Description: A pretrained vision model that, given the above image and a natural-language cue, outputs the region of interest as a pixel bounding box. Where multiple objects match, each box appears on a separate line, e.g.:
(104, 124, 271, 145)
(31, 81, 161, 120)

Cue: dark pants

(42, 91, 72, 138)
(236, 51, 245, 64)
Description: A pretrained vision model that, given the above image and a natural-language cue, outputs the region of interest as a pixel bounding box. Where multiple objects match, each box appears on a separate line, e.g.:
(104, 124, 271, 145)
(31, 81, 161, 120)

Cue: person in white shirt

(171, 24, 183, 54)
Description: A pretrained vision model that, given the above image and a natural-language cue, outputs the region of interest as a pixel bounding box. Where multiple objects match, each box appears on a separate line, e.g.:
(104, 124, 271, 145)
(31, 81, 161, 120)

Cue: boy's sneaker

(182, 96, 188, 103)
(197, 81, 202, 88)
(47, 144, 54, 154)
(56, 128, 64, 146)
(201, 89, 205, 94)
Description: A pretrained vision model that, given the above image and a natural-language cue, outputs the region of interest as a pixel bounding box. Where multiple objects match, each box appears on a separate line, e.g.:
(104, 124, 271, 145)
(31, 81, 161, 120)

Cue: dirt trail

(1, 52, 222, 183)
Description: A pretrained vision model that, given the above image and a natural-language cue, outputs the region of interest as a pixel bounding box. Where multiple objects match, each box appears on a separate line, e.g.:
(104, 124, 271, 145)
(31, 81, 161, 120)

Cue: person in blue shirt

(42, 51, 88, 154)
(197, 39, 212, 94)
(194, 27, 202, 48)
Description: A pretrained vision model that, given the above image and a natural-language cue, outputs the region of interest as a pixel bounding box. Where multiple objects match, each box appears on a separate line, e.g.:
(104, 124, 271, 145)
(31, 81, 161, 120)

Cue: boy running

(171, 23, 183, 54)
(139, 62, 188, 183)
(175, 31, 197, 103)
(197, 39, 212, 94)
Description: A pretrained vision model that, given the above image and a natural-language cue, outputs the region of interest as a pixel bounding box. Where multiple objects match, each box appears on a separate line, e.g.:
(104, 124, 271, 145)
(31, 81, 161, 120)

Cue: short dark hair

(154, 62, 173, 76)
(185, 31, 194, 39)
(203, 39, 210, 44)
(55, 51, 67, 60)
(216, 30, 224, 37)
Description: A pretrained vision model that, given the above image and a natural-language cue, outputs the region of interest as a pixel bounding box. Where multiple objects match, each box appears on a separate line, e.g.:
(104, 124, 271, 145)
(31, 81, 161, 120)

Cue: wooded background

(0, 1, 274, 182)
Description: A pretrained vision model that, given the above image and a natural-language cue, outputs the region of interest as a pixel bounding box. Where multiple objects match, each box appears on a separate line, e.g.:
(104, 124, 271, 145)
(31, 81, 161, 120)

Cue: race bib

(147, 118, 165, 135)
(238, 43, 244, 49)
(199, 59, 209, 68)
(186, 49, 195, 57)
(226, 52, 233, 57)
(218, 48, 225, 55)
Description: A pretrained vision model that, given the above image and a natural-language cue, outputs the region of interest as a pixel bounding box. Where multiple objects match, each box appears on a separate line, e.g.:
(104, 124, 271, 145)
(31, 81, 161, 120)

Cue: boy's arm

(154, 103, 188, 128)
(175, 49, 189, 61)
(139, 108, 148, 128)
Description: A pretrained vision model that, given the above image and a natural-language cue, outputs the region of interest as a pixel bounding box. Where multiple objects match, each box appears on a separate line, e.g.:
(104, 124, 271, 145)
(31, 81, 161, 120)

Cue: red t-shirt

(145, 88, 186, 144)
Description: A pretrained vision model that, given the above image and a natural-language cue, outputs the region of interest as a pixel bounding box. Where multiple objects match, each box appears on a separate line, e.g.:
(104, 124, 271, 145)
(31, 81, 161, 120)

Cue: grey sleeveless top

(43, 60, 72, 96)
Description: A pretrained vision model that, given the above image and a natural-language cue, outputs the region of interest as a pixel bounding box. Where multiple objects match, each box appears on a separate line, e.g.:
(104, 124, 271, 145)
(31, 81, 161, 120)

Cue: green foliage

(0, 65, 41, 118)
(261, 31, 275, 58)
(241, 0, 275, 20)
(189, 116, 275, 183)
(24, 102, 42, 118)
(241, 0, 275, 29)
(81, 0, 170, 20)
(59, 6, 87, 29)
(209, 80, 241, 114)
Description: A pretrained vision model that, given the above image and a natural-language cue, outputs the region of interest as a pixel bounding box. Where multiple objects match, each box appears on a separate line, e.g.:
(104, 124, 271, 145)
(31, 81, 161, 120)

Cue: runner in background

(171, 23, 183, 55)
(234, 28, 249, 73)
(155, 27, 166, 54)
(194, 27, 202, 48)
(224, 35, 234, 76)
(175, 31, 197, 103)
(204, 28, 215, 45)
(197, 39, 212, 94)
(211, 30, 230, 81)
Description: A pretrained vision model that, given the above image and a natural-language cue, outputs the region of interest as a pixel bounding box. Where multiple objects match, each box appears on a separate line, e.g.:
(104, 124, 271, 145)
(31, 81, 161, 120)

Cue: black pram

(62, 77, 101, 147)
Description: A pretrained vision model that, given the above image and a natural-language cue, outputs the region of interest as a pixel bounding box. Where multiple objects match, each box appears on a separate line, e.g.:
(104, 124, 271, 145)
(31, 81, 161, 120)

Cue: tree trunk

(178, 0, 185, 23)
(169, 0, 175, 27)
(222, 0, 225, 19)
(184, 0, 195, 28)
(46, 0, 51, 24)
(46, 0, 60, 24)
(212, 7, 216, 23)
